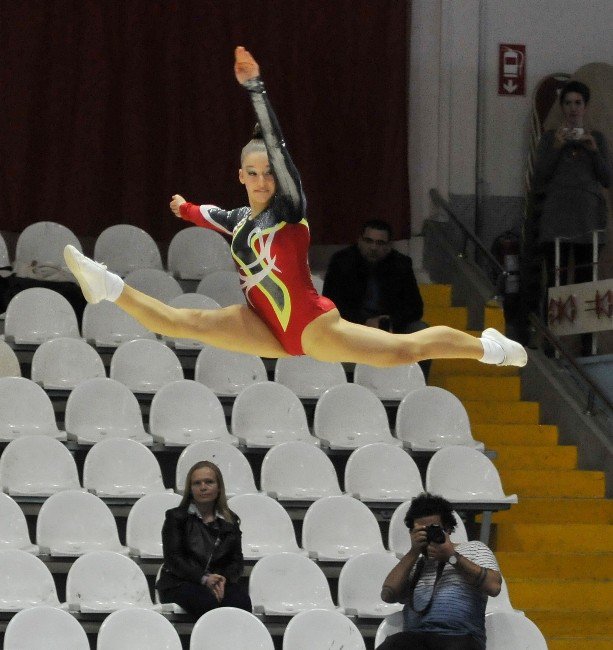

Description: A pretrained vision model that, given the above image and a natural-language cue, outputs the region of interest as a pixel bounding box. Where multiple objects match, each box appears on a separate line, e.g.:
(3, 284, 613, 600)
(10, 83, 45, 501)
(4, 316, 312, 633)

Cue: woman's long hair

(179, 460, 237, 523)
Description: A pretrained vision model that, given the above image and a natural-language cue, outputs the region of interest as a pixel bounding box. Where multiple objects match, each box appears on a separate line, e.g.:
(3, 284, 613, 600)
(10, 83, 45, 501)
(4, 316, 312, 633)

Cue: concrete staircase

(422, 284, 612, 650)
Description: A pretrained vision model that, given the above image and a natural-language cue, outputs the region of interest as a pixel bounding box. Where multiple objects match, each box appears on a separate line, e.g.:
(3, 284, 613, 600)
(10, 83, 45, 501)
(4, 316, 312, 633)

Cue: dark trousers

(376, 631, 482, 650)
(159, 581, 252, 619)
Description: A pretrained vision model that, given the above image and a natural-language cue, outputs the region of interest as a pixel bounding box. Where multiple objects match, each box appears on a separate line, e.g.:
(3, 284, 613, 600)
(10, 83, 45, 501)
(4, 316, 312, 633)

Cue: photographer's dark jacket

(156, 505, 244, 593)
(323, 245, 424, 332)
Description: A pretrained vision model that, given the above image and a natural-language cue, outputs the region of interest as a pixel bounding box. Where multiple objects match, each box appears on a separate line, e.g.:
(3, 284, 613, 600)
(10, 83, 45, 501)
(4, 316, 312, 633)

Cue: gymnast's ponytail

(240, 123, 267, 164)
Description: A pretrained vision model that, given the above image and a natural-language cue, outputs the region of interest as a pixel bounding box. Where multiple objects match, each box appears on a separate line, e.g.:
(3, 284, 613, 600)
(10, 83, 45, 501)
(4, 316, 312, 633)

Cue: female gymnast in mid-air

(64, 46, 526, 369)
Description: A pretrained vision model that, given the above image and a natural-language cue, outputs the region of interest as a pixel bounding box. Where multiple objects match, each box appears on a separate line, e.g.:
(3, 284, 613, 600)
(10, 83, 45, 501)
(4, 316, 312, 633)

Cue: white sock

(479, 337, 505, 365)
(105, 272, 125, 302)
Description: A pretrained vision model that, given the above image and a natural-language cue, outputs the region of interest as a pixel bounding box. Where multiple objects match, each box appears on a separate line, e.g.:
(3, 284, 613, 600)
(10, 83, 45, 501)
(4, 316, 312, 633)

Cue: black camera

(425, 524, 446, 545)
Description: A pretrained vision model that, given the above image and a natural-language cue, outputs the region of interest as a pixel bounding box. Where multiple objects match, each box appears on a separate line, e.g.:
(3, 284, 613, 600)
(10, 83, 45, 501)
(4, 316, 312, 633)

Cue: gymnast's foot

(63, 245, 124, 304)
(481, 328, 528, 367)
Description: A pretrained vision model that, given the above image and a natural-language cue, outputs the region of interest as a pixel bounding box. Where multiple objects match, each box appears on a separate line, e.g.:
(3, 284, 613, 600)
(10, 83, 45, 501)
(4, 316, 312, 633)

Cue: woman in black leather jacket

(156, 461, 251, 617)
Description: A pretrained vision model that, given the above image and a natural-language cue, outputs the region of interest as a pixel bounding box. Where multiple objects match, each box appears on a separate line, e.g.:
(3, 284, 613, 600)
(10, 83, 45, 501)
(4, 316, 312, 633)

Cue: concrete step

(491, 497, 613, 524)
(433, 376, 521, 401)
(547, 637, 613, 650)
(484, 305, 506, 330)
(498, 469, 606, 498)
(430, 358, 518, 377)
(497, 552, 613, 580)
(472, 423, 558, 446)
(497, 524, 612, 552)
(464, 401, 540, 424)
(419, 284, 452, 307)
(528, 610, 613, 637)
(491, 445, 577, 470)
(423, 306, 468, 330)
(508, 579, 613, 610)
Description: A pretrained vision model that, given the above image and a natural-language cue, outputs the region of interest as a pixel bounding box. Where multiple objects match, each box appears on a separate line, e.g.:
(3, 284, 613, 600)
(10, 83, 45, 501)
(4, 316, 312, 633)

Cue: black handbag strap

(408, 556, 446, 616)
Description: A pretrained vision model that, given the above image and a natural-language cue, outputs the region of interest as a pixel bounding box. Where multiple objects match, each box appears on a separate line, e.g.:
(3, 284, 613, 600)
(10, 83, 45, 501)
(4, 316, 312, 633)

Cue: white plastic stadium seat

(0, 231, 10, 269)
(302, 495, 387, 561)
(64, 377, 152, 445)
(82, 301, 156, 347)
(485, 611, 547, 649)
(274, 356, 347, 398)
(426, 446, 518, 506)
(338, 552, 403, 618)
(66, 550, 159, 613)
(4, 605, 89, 650)
(395, 386, 484, 452)
(283, 608, 366, 650)
(228, 494, 305, 559)
(0, 435, 81, 496)
(0, 493, 39, 554)
(0, 549, 61, 611)
(94, 224, 163, 276)
(31, 337, 105, 389)
(168, 226, 234, 280)
(149, 379, 238, 446)
(14, 221, 81, 273)
(195, 344, 267, 396)
(5, 288, 80, 344)
(197, 270, 246, 306)
(37, 490, 128, 556)
(0, 341, 21, 377)
(190, 607, 274, 650)
(176, 440, 258, 496)
(231, 381, 316, 448)
(249, 552, 336, 616)
(260, 441, 342, 501)
(313, 384, 400, 449)
(163, 293, 220, 349)
(353, 362, 425, 400)
(126, 492, 182, 558)
(97, 606, 182, 650)
(388, 502, 468, 557)
(486, 577, 524, 615)
(374, 611, 404, 647)
(0, 377, 66, 442)
(110, 339, 183, 393)
(154, 566, 187, 615)
(83, 439, 169, 498)
(344, 443, 423, 502)
(124, 268, 183, 302)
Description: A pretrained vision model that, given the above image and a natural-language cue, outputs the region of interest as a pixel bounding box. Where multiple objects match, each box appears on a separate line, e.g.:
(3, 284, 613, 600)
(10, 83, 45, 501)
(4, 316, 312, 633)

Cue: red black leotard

(179, 75, 335, 355)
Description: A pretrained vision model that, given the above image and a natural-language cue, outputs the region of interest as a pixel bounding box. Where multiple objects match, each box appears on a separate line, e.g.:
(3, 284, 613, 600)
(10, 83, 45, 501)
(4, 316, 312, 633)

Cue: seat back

(126, 492, 182, 558)
(195, 345, 267, 395)
(66, 551, 154, 612)
(110, 339, 183, 393)
(0, 493, 37, 552)
(0, 377, 63, 441)
(37, 490, 125, 555)
(163, 293, 220, 349)
(0, 232, 9, 267)
(98, 606, 182, 650)
(5, 288, 80, 344)
(313, 384, 395, 448)
(176, 440, 258, 496)
(197, 270, 246, 306)
(228, 494, 302, 558)
(231, 381, 312, 447)
(83, 301, 156, 347)
(353, 362, 425, 400)
(274, 356, 346, 398)
(0, 341, 21, 378)
(302, 495, 385, 560)
(168, 226, 234, 280)
(4, 605, 89, 650)
(83, 439, 166, 497)
(149, 379, 235, 446)
(260, 441, 342, 500)
(344, 443, 423, 501)
(94, 224, 163, 275)
(0, 549, 60, 610)
(15, 221, 81, 270)
(31, 337, 105, 388)
(282, 608, 366, 650)
(124, 268, 183, 302)
(249, 553, 335, 615)
(190, 607, 274, 650)
(374, 611, 404, 647)
(485, 611, 547, 649)
(486, 577, 522, 614)
(0, 435, 80, 496)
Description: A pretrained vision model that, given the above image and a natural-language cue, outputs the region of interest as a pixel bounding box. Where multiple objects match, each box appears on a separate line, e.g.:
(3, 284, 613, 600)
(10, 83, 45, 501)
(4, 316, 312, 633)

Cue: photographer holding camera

(378, 493, 502, 650)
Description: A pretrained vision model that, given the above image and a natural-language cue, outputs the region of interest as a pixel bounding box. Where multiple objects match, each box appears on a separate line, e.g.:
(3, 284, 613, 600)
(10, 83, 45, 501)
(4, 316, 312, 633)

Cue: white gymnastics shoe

(481, 328, 528, 367)
(63, 245, 124, 304)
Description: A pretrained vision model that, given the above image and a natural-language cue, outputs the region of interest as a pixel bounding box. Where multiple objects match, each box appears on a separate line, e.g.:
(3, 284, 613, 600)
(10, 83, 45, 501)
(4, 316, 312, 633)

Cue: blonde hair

(180, 461, 237, 523)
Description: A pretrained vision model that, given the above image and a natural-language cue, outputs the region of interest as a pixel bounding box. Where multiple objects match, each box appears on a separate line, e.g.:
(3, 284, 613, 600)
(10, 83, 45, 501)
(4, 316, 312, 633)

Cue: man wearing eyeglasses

(323, 219, 429, 377)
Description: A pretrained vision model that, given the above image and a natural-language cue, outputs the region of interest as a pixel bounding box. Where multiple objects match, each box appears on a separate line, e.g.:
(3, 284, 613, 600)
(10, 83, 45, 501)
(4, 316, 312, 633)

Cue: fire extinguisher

(493, 230, 520, 295)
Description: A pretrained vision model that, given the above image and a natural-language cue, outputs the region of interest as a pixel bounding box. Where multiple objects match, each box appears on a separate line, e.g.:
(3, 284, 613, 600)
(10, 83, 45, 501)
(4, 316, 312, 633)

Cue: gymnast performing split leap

(64, 46, 527, 369)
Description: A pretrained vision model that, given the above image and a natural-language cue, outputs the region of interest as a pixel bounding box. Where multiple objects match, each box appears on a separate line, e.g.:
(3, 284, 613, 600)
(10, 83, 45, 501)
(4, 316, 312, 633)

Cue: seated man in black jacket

(323, 220, 430, 378)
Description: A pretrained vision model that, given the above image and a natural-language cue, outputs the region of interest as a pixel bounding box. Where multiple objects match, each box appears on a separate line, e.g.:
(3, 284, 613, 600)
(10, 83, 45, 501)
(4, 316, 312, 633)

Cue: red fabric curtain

(0, 0, 409, 245)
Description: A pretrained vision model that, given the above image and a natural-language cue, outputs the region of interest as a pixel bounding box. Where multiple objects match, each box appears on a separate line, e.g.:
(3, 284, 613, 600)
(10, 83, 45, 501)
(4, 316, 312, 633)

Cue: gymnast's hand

(169, 194, 186, 218)
(234, 46, 260, 84)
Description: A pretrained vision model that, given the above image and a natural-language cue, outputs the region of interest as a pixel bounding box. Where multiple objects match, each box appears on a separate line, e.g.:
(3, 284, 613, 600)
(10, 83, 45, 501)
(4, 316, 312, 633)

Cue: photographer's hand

(554, 127, 568, 149)
(578, 132, 598, 152)
(425, 531, 455, 561)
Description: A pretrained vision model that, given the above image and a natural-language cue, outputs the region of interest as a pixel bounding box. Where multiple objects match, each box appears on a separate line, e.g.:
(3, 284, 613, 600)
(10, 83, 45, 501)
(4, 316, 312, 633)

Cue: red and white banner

(498, 44, 526, 96)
